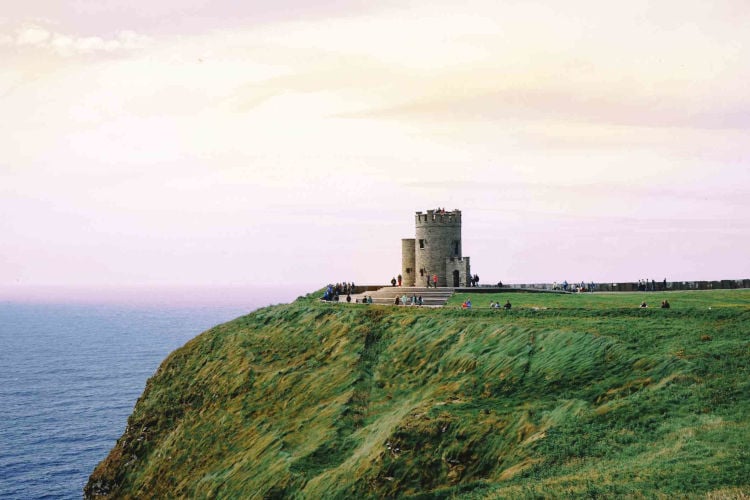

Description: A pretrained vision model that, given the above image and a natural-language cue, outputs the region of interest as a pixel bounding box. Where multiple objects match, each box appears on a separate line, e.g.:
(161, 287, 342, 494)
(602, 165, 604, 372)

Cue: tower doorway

(453, 270, 460, 287)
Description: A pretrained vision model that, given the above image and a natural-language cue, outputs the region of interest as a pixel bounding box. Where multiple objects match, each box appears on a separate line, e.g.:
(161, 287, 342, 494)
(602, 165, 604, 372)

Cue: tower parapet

(415, 209, 462, 225)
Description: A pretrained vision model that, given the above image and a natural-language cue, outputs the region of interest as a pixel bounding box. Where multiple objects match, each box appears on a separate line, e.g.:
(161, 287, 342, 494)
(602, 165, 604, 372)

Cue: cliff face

(86, 293, 750, 498)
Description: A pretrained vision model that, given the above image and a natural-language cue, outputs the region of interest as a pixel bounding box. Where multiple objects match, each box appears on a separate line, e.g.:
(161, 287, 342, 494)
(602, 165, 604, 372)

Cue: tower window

(419, 239, 425, 249)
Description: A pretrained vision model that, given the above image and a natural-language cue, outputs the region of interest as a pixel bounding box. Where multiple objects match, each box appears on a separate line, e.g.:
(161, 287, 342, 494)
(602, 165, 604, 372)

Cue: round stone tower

(401, 238, 416, 286)
(414, 209, 462, 287)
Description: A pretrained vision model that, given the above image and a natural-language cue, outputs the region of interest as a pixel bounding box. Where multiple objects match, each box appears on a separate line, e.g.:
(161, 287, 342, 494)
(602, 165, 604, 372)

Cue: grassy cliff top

(86, 290, 750, 498)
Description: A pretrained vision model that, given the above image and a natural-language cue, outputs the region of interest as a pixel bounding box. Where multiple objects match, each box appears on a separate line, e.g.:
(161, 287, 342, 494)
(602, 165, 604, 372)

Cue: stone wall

(502, 279, 750, 292)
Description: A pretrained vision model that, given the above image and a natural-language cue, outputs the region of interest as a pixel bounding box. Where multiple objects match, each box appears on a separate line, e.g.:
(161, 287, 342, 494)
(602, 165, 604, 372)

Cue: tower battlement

(415, 209, 461, 225)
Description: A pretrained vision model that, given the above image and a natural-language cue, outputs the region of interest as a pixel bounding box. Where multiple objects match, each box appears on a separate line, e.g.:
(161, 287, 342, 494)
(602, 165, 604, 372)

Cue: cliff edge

(86, 292, 750, 498)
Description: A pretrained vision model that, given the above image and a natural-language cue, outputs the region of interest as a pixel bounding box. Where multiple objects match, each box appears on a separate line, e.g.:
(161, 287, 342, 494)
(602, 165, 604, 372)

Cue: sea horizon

(0, 286, 309, 499)
(0, 284, 318, 308)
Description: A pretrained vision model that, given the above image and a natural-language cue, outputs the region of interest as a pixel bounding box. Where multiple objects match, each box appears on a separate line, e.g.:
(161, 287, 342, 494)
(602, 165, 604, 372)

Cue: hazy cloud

(339, 87, 750, 132)
(1, 0, 387, 36)
(1, 22, 151, 56)
(405, 180, 750, 207)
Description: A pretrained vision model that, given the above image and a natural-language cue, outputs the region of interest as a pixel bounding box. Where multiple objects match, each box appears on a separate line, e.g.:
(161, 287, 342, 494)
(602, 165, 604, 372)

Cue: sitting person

(661, 299, 670, 309)
(503, 300, 511, 310)
(640, 301, 647, 308)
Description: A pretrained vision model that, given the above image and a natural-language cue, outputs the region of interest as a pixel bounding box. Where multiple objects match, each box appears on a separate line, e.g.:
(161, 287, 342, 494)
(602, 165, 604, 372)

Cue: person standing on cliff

(391, 277, 397, 287)
(398, 274, 402, 287)
(432, 274, 438, 288)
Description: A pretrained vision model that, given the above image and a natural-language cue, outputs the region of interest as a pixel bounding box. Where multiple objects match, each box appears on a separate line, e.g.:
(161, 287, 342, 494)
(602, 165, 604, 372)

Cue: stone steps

(349, 286, 454, 306)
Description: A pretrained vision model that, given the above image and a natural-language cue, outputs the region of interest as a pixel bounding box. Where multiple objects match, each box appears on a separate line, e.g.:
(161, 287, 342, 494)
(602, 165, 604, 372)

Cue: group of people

(392, 273, 440, 287)
(395, 295, 424, 306)
(490, 300, 512, 310)
(576, 282, 596, 293)
(322, 282, 356, 302)
(639, 299, 671, 308)
(391, 272, 482, 288)
(638, 279, 668, 292)
(461, 299, 511, 309)
(467, 274, 480, 287)
(553, 281, 596, 292)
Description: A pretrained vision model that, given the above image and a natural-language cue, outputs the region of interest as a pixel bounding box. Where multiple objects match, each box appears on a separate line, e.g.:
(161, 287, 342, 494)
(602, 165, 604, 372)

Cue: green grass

(86, 289, 750, 499)
(448, 288, 750, 309)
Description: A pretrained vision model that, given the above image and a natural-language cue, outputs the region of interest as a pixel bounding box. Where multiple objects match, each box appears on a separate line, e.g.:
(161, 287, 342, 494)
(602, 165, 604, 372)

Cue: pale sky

(2, 0, 749, 299)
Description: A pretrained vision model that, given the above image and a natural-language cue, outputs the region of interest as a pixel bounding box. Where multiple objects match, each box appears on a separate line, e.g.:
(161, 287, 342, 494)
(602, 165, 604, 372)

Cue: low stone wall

(354, 280, 750, 295)
(501, 279, 750, 292)
(352, 285, 387, 294)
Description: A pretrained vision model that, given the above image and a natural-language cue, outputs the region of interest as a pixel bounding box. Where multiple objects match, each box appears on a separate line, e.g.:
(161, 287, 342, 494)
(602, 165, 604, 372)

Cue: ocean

(0, 288, 303, 499)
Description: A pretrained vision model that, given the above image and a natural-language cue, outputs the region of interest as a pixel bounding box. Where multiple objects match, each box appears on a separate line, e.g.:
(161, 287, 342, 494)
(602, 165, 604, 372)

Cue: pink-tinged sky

(1, 0, 749, 299)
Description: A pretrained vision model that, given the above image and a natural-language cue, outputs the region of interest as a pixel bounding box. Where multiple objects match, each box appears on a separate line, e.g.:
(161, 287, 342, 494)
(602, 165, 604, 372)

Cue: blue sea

(0, 288, 302, 499)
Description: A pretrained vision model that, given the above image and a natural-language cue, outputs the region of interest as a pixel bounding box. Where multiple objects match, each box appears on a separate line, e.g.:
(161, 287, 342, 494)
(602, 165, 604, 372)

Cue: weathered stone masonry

(402, 209, 471, 287)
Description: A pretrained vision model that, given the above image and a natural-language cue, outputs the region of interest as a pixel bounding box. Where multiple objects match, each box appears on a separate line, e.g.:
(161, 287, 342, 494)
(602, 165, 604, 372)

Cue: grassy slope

(86, 290, 750, 499)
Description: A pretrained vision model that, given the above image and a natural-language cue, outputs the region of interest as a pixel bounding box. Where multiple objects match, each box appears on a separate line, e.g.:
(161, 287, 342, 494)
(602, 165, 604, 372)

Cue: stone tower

(401, 209, 470, 287)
